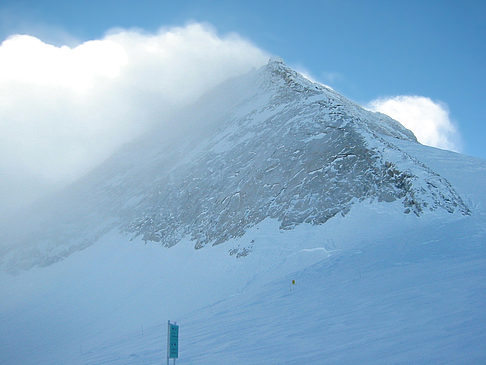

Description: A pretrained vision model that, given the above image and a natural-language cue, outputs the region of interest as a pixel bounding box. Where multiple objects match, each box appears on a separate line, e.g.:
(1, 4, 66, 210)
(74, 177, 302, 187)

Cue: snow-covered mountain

(0, 59, 470, 270)
(0, 59, 485, 364)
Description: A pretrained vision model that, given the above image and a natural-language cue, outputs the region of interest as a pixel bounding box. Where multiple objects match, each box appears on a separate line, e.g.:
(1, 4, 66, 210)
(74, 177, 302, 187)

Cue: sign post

(167, 320, 179, 365)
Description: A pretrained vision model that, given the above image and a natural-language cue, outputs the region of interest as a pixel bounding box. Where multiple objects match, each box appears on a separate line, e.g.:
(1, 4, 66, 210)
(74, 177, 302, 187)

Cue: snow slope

(1, 60, 485, 364)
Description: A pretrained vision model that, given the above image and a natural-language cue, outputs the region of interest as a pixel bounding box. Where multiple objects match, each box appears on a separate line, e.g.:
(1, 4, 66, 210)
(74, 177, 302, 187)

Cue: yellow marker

(292, 280, 295, 285)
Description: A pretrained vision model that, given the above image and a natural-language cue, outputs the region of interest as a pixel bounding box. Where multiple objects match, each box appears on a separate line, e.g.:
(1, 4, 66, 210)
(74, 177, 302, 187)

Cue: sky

(0, 0, 485, 213)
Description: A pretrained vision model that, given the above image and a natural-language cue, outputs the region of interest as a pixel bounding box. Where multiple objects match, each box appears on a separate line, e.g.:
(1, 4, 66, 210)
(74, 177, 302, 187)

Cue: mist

(0, 23, 268, 216)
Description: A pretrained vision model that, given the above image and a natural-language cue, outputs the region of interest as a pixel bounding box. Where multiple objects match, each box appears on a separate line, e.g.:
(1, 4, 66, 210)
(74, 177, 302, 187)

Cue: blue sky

(0, 0, 485, 160)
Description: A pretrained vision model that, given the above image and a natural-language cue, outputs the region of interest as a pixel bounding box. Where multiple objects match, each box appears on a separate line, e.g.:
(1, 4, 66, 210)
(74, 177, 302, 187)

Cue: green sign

(169, 323, 179, 359)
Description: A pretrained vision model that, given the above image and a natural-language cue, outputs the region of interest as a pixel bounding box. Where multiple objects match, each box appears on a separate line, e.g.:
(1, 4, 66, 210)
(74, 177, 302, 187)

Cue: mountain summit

(1, 59, 470, 269)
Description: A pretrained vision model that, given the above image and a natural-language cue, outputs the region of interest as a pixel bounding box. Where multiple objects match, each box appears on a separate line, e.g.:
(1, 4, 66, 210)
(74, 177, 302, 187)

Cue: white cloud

(0, 23, 268, 213)
(369, 95, 461, 152)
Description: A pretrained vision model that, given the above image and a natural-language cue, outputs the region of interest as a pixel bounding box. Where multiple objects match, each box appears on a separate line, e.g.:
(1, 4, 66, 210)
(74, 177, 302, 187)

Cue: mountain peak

(1, 57, 470, 269)
(259, 57, 317, 92)
(268, 56, 285, 65)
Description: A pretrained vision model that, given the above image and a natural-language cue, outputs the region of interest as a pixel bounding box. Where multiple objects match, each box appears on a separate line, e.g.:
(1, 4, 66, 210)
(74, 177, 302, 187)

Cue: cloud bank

(369, 96, 461, 152)
(0, 23, 268, 213)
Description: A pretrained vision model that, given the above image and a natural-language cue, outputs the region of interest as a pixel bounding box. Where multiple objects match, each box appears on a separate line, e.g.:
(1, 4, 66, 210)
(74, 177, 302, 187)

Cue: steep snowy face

(124, 59, 469, 248)
(1, 59, 470, 269)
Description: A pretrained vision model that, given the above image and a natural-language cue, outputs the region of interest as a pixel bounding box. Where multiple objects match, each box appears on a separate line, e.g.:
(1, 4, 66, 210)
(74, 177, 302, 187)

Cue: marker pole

(167, 320, 170, 365)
